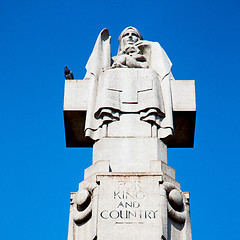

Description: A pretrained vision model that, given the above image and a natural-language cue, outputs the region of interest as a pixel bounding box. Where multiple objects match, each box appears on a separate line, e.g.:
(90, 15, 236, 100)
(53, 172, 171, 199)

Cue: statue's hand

(135, 41, 150, 53)
(111, 55, 128, 68)
(111, 62, 128, 68)
(135, 40, 149, 48)
(130, 53, 147, 62)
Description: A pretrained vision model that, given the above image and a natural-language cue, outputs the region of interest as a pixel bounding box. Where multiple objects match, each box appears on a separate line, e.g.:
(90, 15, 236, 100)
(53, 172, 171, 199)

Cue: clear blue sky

(0, 0, 239, 239)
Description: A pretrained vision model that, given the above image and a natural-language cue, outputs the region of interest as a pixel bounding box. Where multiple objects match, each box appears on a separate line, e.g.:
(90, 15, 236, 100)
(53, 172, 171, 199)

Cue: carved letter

(117, 202, 124, 208)
(100, 210, 109, 219)
(113, 191, 121, 199)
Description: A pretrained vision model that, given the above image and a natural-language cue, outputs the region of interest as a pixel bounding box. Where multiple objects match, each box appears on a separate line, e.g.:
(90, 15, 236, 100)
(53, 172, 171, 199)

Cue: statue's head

(118, 27, 143, 53)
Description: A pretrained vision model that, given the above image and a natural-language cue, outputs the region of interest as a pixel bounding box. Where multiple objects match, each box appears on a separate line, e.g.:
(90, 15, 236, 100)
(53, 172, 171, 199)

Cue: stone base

(93, 138, 167, 172)
(67, 172, 192, 240)
(84, 160, 176, 182)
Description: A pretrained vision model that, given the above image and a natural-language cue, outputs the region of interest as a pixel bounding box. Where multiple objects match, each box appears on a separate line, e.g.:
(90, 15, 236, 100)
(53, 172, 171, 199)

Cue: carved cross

(63, 78, 196, 148)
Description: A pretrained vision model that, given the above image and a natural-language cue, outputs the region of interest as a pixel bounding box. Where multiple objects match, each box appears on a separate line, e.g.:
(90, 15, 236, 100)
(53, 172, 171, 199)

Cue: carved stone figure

(111, 27, 148, 69)
(84, 27, 174, 141)
(64, 27, 196, 240)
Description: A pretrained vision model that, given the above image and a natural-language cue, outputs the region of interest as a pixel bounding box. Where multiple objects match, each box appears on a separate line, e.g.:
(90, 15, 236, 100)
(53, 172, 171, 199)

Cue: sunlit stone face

(122, 28, 140, 46)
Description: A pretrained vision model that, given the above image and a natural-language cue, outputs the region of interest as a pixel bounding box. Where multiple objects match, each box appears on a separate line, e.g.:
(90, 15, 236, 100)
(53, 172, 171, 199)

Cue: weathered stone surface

(64, 79, 195, 112)
(64, 79, 196, 147)
(97, 174, 163, 240)
(93, 138, 167, 172)
(68, 173, 191, 240)
(84, 160, 111, 179)
(150, 160, 175, 179)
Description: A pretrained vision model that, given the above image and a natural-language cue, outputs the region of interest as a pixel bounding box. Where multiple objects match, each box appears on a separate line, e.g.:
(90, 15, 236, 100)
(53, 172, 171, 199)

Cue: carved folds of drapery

(84, 28, 175, 141)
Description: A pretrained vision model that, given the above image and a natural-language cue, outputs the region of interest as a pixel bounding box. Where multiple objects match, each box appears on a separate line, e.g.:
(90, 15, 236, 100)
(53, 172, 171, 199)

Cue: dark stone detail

(64, 111, 94, 147)
(64, 110, 195, 148)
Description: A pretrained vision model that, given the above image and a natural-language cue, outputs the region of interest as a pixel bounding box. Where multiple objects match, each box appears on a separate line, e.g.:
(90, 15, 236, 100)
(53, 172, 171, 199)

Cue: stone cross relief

(107, 70, 152, 104)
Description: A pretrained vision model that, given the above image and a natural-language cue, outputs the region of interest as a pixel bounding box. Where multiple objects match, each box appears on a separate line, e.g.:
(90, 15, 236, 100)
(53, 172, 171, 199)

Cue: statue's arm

(84, 28, 111, 78)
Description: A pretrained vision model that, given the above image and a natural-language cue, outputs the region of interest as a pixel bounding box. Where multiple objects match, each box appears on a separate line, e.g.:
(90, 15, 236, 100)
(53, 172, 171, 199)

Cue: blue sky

(0, 0, 239, 239)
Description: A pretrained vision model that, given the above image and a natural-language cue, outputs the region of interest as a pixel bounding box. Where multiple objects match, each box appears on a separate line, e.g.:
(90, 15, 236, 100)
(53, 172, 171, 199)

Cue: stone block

(96, 174, 163, 240)
(93, 138, 167, 172)
(150, 160, 175, 179)
(84, 160, 111, 179)
(63, 79, 196, 148)
(67, 173, 191, 240)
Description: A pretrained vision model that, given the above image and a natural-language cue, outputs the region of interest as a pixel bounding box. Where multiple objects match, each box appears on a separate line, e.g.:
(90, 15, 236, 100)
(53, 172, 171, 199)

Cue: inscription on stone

(99, 178, 159, 223)
(97, 175, 163, 239)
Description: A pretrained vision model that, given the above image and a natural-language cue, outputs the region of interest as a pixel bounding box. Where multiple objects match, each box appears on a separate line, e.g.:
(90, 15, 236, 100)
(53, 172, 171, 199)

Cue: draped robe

(84, 28, 174, 140)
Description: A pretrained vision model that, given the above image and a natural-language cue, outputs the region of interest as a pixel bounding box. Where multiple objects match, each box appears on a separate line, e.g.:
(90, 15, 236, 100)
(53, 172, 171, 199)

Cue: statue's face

(122, 29, 140, 46)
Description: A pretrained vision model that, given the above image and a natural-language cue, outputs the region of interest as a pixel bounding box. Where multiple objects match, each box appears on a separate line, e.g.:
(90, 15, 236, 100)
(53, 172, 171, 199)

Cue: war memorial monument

(63, 27, 196, 240)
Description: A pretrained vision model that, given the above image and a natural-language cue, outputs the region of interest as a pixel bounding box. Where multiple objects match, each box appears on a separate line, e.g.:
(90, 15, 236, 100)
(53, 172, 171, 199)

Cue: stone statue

(84, 27, 175, 142)
(64, 27, 196, 240)
(111, 27, 148, 69)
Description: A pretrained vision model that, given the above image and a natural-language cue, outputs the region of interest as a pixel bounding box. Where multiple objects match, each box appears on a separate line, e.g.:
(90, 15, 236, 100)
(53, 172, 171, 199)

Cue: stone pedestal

(64, 75, 195, 239)
(93, 138, 167, 172)
(67, 166, 192, 240)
